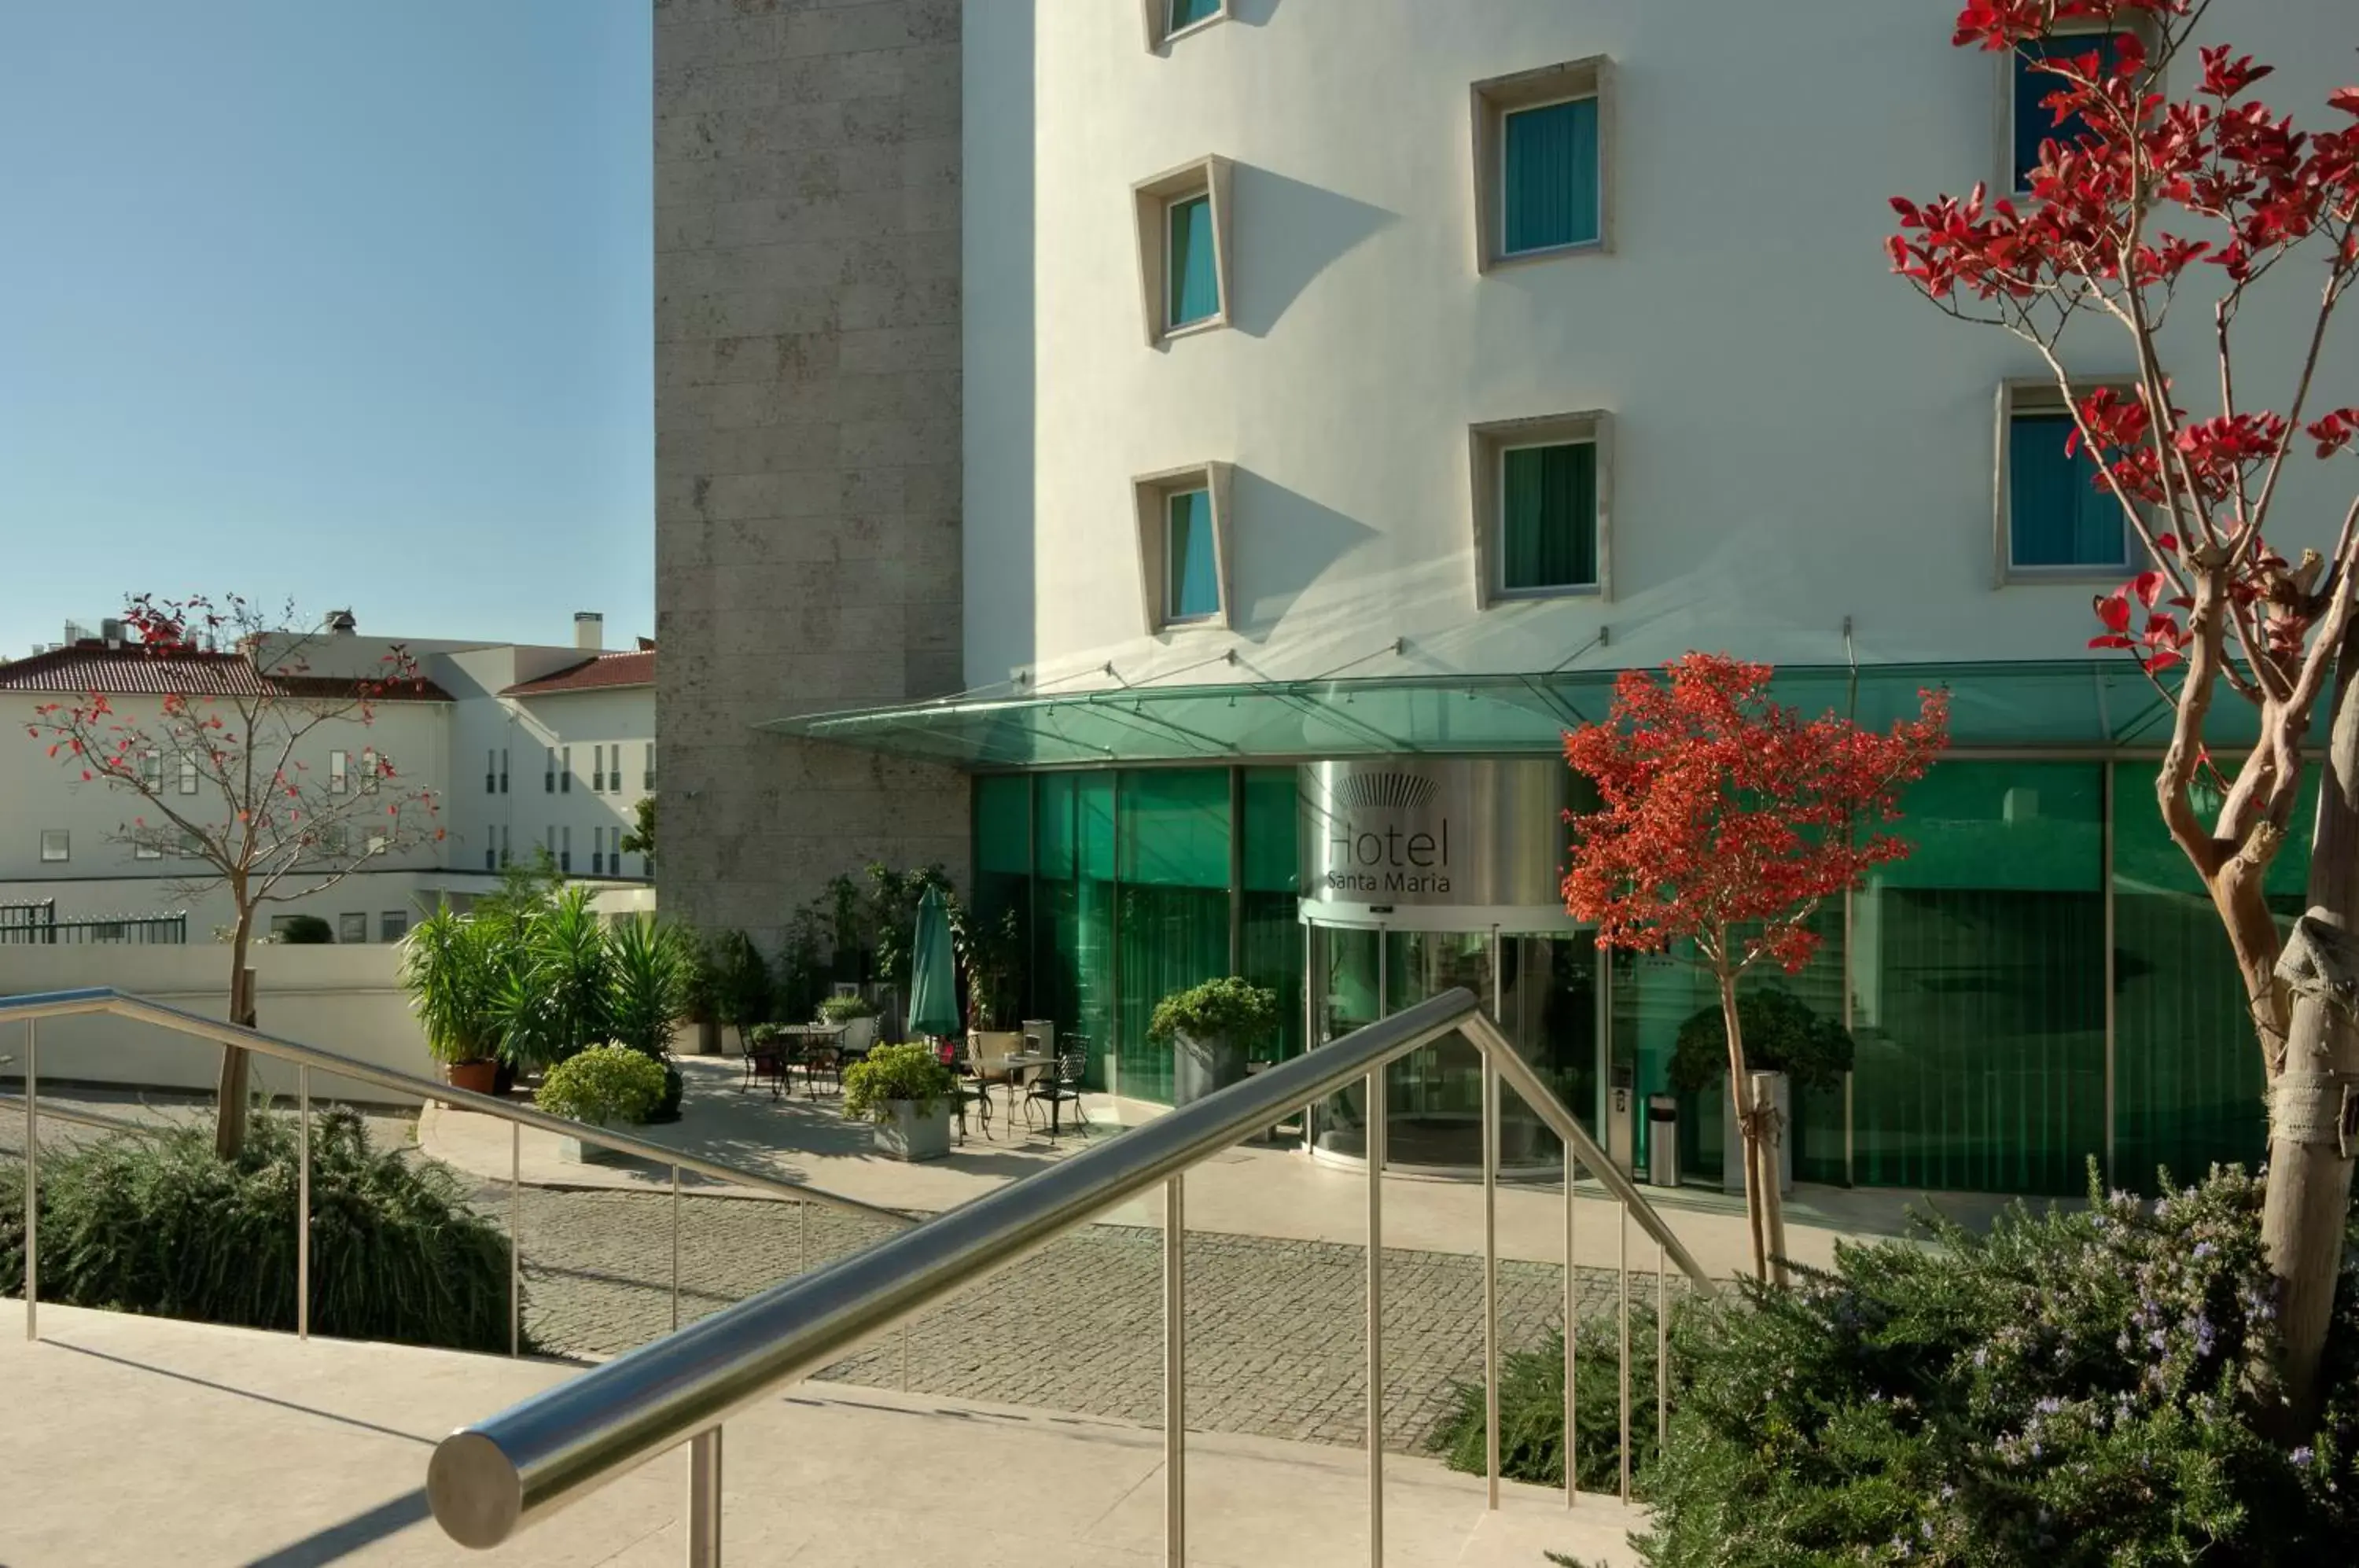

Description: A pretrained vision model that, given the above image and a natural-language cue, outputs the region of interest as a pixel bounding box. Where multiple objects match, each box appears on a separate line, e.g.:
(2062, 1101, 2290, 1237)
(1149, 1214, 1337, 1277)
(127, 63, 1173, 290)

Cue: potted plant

(605, 915, 690, 1123)
(1669, 986, 1853, 1196)
(819, 992, 880, 1055)
(495, 885, 615, 1076)
(1150, 977, 1279, 1107)
(679, 927, 724, 1056)
(399, 903, 508, 1098)
(535, 1042, 669, 1164)
(841, 1041, 956, 1161)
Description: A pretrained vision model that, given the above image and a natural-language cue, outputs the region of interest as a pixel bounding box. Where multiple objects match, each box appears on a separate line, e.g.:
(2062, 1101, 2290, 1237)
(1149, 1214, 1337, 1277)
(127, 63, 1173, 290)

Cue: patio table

(771, 1024, 849, 1101)
(1002, 1051, 1069, 1136)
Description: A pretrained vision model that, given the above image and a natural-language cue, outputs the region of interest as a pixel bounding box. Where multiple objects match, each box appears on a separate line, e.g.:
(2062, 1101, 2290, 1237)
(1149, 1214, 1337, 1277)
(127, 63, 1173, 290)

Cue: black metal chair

(1024, 1037, 1091, 1139)
(944, 1037, 993, 1144)
(741, 1029, 786, 1099)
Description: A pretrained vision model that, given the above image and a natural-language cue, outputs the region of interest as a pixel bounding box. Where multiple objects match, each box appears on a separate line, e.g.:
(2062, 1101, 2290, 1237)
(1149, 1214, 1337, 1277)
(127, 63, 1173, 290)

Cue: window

(329, 749, 350, 795)
(1132, 462, 1234, 632)
(366, 833, 387, 856)
(499, 823, 511, 868)
(39, 830, 68, 863)
(322, 824, 350, 857)
(140, 750, 162, 790)
(485, 837, 496, 872)
(136, 839, 162, 861)
(592, 826, 609, 877)
(545, 746, 556, 793)
(561, 825, 572, 874)
(1143, 0, 1227, 50)
(487, 748, 498, 793)
(499, 747, 510, 794)
(1132, 157, 1233, 344)
(338, 912, 368, 944)
(1474, 57, 1613, 272)
(381, 909, 409, 943)
(643, 742, 656, 791)
(592, 745, 604, 793)
(359, 747, 379, 794)
(179, 828, 205, 859)
(1469, 410, 1614, 605)
(2008, 28, 2138, 193)
(1996, 381, 2133, 580)
(178, 756, 199, 795)
(561, 746, 572, 793)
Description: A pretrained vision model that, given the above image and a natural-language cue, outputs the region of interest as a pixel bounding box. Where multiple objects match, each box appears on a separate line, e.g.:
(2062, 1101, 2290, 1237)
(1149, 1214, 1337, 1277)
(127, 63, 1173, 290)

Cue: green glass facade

(975, 756, 2298, 1198)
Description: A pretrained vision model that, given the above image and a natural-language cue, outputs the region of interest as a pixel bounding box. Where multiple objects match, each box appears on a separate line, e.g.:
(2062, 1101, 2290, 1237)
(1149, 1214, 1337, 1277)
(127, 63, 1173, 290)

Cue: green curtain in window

(1849, 764, 2107, 1195)
(1502, 442, 1597, 591)
(2010, 413, 2124, 569)
(1168, 194, 1219, 327)
(1114, 770, 1232, 1102)
(2112, 762, 2302, 1192)
(1503, 97, 1600, 253)
(2014, 33, 2128, 188)
(1168, 490, 1219, 620)
(1168, 0, 1220, 30)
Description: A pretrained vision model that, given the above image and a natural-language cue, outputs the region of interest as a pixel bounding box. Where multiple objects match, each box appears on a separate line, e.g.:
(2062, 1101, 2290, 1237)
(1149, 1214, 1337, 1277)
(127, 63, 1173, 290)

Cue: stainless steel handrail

(0, 987, 909, 1227)
(426, 989, 1717, 1549)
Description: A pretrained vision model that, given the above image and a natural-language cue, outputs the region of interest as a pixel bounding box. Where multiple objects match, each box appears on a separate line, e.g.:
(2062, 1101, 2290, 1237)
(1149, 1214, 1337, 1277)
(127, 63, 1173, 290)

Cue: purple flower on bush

(2293, 1446, 2315, 1467)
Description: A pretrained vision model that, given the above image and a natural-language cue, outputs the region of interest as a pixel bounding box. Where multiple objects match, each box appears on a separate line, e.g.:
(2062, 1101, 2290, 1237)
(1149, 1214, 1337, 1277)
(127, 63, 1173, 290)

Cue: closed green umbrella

(906, 886, 961, 1040)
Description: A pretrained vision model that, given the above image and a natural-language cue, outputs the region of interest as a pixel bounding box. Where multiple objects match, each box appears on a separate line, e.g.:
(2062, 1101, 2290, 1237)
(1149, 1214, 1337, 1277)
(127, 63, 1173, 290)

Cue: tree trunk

(213, 908, 257, 1160)
(1719, 970, 1768, 1285)
(1751, 1069, 1791, 1288)
(2258, 635, 2359, 1430)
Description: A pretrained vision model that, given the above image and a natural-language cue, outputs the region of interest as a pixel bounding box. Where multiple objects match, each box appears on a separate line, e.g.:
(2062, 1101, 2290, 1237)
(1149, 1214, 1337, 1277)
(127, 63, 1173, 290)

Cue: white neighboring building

(0, 613, 655, 944)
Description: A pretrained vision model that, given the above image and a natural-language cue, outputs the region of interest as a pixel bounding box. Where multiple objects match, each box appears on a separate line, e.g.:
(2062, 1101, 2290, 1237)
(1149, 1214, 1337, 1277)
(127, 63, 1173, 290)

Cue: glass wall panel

(1033, 772, 1116, 1089)
(2112, 762, 2307, 1191)
(1238, 767, 1304, 1066)
(973, 775, 1030, 925)
(1310, 927, 1382, 1159)
(1382, 930, 1496, 1167)
(1114, 769, 1233, 1103)
(1849, 762, 2106, 1194)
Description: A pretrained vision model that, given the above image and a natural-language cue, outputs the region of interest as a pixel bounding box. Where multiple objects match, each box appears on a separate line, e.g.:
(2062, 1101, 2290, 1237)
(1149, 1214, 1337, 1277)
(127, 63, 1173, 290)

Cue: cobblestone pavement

(487, 1183, 1669, 1455)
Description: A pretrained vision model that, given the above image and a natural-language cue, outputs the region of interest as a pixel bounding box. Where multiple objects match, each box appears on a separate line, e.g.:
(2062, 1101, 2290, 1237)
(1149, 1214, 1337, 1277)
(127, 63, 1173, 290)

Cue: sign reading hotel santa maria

(1298, 759, 1573, 922)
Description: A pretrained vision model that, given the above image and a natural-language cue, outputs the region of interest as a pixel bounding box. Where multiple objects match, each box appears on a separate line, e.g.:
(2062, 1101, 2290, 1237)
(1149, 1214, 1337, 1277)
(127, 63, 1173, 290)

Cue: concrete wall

(0, 944, 435, 1106)
(962, 0, 2359, 689)
(653, 0, 970, 944)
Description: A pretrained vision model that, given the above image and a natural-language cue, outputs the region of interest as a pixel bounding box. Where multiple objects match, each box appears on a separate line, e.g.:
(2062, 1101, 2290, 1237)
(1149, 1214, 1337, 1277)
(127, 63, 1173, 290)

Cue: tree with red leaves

(1562, 654, 1948, 1286)
(1890, 0, 2359, 1423)
(23, 594, 442, 1158)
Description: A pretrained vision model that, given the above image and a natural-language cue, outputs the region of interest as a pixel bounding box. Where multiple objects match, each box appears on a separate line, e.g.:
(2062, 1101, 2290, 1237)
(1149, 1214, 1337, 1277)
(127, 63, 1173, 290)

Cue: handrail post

(510, 1121, 521, 1358)
(1565, 1143, 1577, 1509)
(1365, 1068, 1385, 1568)
(671, 1165, 682, 1334)
(1165, 1174, 1186, 1568)
(1617, 1206, 1632, 1504)
(686, 1427, 721, 1568)
(1657, 1239, 1669, 1459)
(22, 1018, 35, 1342)
(1481, 1056, 1499, 1511)
(298, 1064, 311, 1341)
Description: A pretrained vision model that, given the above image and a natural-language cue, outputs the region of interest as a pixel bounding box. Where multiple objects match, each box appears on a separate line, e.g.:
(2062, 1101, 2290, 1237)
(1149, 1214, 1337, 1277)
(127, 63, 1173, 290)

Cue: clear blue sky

(0, 2, 652, 658)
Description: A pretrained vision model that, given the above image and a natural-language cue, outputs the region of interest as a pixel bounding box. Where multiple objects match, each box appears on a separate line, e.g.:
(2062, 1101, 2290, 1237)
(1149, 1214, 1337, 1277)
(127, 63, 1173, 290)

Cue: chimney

(327, 609, 358, 635)
(573, 611, 604, 652)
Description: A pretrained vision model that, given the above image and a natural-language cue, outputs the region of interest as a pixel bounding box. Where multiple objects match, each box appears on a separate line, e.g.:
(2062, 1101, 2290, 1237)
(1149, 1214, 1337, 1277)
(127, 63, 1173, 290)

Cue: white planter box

(560, 1124, 639, 1166)
(1720, 1072, 1794, 1197)
(874, 1099, 951, 1162)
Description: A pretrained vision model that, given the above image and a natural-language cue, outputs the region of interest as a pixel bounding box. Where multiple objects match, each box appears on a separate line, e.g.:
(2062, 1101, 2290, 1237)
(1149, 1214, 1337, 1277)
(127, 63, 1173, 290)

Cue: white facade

(0, 623, 654, 942)
(961, 0, 2357, 692)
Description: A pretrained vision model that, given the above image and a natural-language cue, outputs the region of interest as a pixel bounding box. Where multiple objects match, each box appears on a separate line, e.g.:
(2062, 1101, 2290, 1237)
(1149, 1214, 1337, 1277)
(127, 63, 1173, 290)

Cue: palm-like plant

(496, 885, 614, 1069)
(607, 917, 688, 1058)
(399, 903, 508, 1066)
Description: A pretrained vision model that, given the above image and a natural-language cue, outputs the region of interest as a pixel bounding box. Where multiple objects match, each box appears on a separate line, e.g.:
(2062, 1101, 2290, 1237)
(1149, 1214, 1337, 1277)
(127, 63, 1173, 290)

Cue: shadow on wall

(1227, 469, 1383, 641)
(1227, 166, 1395, 340)
(1227, 0, 1283, 26)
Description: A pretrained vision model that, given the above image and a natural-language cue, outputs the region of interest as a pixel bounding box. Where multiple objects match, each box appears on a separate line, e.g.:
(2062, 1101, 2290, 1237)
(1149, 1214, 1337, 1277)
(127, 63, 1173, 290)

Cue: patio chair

(944, 1037, 993, 1143)
(968, 1030, 1022, 1118)
(742, 1030, 786, 1099)
(1023, 1039, 1091, 1139)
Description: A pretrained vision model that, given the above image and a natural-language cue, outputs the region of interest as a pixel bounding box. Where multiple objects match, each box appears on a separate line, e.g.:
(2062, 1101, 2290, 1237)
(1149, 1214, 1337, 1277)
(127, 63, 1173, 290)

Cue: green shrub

(713, 929, 772, 1033)
(535, 1043, 669, 1125)
(1434, 1306, 1673, 1498)
(1579, 1167, 2359, 1566)
(819, 992, 878, 1024)
(605, 915, 688, 1058)
(0, 1110, 519, 1353)
(496, 885, 614, 1069)
(401, 902, 512, 1065)
(1147, 976, 1279, 1049)
(841, 1041, 955, 1121)
(1668, 985, 1853, 1095)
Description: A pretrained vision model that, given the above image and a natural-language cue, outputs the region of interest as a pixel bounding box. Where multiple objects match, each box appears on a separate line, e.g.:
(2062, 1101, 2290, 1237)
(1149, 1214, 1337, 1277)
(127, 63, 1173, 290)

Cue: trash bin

(1647, 1094, 1681, 1188)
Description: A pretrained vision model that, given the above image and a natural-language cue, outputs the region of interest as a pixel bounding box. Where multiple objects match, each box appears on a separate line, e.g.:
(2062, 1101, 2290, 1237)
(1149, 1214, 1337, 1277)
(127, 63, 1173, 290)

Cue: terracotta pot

(443, 1058, 500, 1099)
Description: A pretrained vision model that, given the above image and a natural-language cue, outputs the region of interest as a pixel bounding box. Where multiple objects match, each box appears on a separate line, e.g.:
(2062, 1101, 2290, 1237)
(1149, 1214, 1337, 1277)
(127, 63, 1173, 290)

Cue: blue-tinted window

(2009, 411, 2126, 569)
(1503, 98, 1601, 255)
(1166, 489, 1219, 620)
(1167, 193, 1219, 329)
(2013, 32, 2129, 190)
(1501, 441, 1598, 592)
(1168, 0, 1221, 33)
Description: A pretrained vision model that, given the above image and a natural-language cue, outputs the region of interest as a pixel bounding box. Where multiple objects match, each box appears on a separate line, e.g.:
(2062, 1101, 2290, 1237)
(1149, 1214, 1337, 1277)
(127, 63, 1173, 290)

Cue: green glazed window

(1503, 97, 1601, 255)
(1501, 440, 1598, 593)
(1167, 193, 1219, 329)
(1168, 0, 1221, 32)
(1166, 488, 1219, 621)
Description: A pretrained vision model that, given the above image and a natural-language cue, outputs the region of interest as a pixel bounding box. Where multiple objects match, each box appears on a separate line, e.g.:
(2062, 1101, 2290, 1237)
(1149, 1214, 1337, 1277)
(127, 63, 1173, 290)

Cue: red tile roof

(500, 650, 656, 697)
(0, 644, 452, 701)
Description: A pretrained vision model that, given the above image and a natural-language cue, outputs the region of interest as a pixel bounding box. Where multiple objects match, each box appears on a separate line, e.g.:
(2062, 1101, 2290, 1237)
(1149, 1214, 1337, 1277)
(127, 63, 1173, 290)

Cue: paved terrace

(1, 1301, 1649, 1566)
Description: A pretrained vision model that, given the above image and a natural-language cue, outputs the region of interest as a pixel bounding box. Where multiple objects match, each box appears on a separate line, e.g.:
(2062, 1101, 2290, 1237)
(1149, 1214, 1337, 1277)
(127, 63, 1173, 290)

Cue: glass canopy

(760, 661, 2235, 770)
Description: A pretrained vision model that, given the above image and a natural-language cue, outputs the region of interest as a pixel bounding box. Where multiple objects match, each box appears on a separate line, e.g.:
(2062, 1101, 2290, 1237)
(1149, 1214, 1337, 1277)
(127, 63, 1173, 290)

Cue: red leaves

(2307, 408, 2359, 459)
(2331, 86, 2359, 119)
(2199, 45, 2271, 102)
(1562, 655, 1949, 974)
